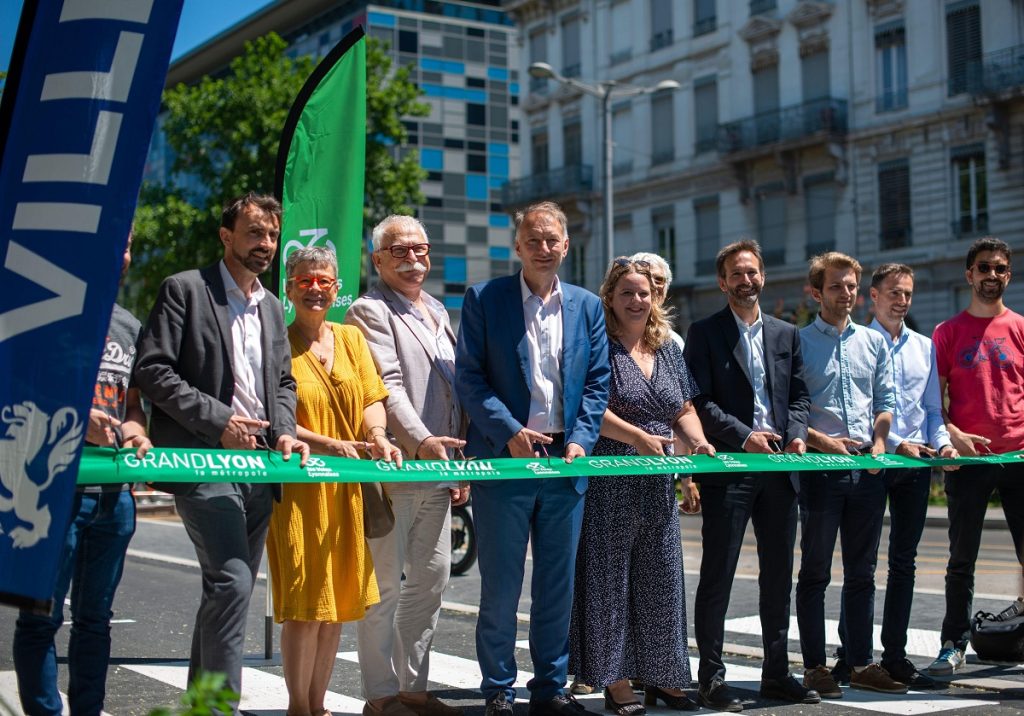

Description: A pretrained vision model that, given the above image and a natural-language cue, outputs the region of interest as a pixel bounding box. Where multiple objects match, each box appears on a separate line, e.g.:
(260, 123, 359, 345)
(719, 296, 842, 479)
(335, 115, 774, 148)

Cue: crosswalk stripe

(338, 651, 535, 691)
(121, 663, 364, 714)
(723, 615, 976, 659)
(0, 670, 113, 716)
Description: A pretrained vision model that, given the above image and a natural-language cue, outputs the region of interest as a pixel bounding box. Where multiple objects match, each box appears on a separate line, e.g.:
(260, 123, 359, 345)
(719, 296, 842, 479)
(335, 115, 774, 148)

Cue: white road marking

(338, 650, 535, 691)
(0, 670, 112, 716)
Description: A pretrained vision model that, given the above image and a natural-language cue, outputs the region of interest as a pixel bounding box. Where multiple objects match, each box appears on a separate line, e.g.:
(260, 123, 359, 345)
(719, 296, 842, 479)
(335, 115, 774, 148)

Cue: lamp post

(527, 62, 680, 275)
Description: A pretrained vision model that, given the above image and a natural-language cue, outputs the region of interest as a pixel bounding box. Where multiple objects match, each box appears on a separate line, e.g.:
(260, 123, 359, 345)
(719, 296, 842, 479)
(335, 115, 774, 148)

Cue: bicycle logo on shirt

(958, 337, 1015, 370)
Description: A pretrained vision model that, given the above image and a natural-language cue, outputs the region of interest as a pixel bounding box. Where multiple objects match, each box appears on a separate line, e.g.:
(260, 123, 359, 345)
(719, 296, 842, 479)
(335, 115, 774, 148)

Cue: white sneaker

(927, 640, 966, 675)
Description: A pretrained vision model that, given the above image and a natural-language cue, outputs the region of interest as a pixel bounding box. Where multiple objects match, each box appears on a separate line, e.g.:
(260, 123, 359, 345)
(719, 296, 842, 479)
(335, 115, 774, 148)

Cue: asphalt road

(0, 510, 1022, 715)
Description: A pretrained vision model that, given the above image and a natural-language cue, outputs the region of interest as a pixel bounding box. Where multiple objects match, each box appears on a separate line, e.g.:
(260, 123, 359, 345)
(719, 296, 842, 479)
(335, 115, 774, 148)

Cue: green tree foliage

(130, 32, 427, 317)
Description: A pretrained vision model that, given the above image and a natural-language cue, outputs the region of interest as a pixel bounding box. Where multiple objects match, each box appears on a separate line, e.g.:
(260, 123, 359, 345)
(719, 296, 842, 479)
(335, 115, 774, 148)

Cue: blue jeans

(13, 490, 136, 716)
(796, 470, 886, 668)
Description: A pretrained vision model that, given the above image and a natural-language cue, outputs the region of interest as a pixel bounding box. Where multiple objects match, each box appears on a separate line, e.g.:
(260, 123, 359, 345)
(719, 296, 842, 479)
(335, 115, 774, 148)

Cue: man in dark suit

(134, 193, 308, 703)
(455, 201, 609, 716)
(684, 240, 818, 712)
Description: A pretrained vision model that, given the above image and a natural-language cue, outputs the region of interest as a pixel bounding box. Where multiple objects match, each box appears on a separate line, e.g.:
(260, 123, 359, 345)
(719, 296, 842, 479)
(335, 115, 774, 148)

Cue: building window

(529, 29, 547, 93)
(466, 104, 486, 126)
(652, 207, 676, 277)
(946, 1, 981, 96)
(875, 23, 908, 112)
(399, 30, 418, 54)
(750, 0, 776, 15)
(756, 185, 786, 266)
(650, 0, 673, 51)
(801, 50, 830, 101)
(532, 129, 549, 174)
(694, 76, 718, 153)
(878, 158, 911, 249)
(753, 65, 780, 144)
(694, 197, 719, 275)
(610, 0, 633, 64)
(612, 103, 633, 175)
(650, 91, 675, 165)
(563, 120, 582, 167)
(804, 174, 837, 258)
(562, 14, 581, 78)
(614, 215, 633, 257)
(951, 145, 988, 237)
(694, 0, 716, 36)
(568, 244, 586, 286)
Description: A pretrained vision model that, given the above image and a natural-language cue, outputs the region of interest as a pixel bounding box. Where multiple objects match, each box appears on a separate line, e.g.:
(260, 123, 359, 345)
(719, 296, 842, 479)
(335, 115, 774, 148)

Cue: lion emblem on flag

(0, 401, 82, 548)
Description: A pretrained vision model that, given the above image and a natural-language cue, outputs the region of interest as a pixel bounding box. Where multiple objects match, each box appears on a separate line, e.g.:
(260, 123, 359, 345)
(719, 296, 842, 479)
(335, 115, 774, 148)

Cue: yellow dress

(267, 322, 389, 622)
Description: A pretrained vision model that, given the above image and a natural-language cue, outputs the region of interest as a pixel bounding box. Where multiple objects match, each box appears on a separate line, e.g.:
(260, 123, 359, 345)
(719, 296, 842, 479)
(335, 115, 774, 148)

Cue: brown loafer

(399, 693, 464, 716)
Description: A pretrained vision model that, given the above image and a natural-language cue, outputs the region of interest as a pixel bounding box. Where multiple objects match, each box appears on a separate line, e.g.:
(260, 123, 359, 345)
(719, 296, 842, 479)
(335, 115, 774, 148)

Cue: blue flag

(0, 0, 183, 612)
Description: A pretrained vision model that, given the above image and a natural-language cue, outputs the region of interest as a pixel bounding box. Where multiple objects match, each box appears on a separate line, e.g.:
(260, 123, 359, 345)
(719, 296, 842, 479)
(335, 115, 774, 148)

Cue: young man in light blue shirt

(857, 263, 959, 688)
(796, 252, 903, 698)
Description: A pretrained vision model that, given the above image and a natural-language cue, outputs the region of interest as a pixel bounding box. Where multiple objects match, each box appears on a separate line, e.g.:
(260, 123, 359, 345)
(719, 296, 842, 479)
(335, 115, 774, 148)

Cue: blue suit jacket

(455, 273, 610, 492)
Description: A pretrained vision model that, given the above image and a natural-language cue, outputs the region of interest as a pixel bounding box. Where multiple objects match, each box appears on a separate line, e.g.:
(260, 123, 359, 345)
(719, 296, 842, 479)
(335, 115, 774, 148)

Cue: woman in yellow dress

(267, 246, 402, 716)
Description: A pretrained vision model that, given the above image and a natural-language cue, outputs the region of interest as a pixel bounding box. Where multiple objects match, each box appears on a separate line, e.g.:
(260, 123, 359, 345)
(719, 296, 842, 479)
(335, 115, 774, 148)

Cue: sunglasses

(291, 274, 338, 291)
(613, 257, 652, 269)
(974, 262, 1010, 276)
(380, 243, 431, 259)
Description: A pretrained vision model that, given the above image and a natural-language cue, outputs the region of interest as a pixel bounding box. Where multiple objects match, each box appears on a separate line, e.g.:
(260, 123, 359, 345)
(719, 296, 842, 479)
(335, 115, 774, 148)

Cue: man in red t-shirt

(928, 237, 1024, 676)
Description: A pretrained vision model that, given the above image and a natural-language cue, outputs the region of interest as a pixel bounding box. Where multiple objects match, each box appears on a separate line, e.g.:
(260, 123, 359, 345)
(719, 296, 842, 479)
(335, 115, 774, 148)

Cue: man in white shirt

(455, 201, 610, 716)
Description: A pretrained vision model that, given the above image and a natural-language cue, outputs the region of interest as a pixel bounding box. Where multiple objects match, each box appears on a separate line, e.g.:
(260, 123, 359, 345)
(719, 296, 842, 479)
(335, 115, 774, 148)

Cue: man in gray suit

(346, 215, 467, 716)
(135, 192, 308, 703)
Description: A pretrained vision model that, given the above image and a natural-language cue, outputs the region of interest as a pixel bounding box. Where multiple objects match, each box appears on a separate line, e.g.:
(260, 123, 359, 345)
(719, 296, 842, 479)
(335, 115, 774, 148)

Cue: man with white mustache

(929, 237, 1024, 675)
(346, 215, 468, 716)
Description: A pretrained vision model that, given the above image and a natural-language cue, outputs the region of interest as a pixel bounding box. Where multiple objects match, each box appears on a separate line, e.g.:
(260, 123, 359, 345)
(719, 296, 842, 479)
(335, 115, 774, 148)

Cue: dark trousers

(175, 482, 274, 705)
(796, 470, 886, 669)
(941, 461, 1024, 651)
(694, 474, 798, 685)
(836, 467, 931, 666)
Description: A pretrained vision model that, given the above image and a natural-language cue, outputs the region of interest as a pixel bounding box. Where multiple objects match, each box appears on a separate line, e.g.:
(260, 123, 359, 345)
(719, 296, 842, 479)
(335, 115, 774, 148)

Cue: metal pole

(602, 87, 614, 274)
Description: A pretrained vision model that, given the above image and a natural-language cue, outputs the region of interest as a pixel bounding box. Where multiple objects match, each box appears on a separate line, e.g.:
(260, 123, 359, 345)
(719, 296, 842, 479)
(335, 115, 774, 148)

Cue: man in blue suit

(455, 201, 610, 716)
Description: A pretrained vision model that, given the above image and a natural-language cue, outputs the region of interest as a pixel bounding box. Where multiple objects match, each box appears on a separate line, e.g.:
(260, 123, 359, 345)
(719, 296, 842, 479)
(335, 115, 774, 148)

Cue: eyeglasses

(974, 262, 1010, 276)
(291, 274, 338, 291)
(380, 243, 430, 259)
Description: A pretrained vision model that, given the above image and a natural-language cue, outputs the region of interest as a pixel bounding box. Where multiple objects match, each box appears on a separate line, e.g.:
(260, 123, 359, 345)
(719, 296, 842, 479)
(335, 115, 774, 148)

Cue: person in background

(267, 246, 401, 716)
(13, 231, 152, 716)
(684, 240, 817, 712)
(928, 237, 1024, 675)
(630, 252, 683, 351)
(569, 257, 711, 715)
(346, 216, 467, 716)
(455, 201, 610, 716)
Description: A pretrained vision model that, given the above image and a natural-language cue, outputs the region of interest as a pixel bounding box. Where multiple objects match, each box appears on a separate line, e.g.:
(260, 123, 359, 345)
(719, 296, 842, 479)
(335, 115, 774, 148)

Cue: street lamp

(528, 61, 680, 275)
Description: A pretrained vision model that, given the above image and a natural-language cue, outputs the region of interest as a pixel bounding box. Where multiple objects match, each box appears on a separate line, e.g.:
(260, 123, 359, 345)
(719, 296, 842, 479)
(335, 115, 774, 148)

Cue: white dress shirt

(868, 318, 952, 452)
(732, 309, 777, 445)
(219, 261, 267, 425)
(520, 272, 564, 434)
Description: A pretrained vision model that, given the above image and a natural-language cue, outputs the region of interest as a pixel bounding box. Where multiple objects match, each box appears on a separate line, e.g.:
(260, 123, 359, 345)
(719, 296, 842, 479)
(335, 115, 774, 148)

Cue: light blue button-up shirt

(799, 316, 895, 447)
(868, 318, 952, 452)
(732, 309, 776, 439)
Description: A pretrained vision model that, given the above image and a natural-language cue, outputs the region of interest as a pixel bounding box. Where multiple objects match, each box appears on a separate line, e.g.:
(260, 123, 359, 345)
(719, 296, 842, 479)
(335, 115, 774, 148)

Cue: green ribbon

(76, 446, 1024, 485)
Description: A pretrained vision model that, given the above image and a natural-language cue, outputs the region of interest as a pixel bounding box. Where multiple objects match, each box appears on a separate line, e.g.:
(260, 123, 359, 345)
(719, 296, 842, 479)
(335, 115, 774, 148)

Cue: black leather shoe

(759, 675, 821, 704)
(883, 658, 938, 689)
(486, 693, 514, 716)
(697, 679, 743, 713)
(529, 694, 589, 716)
(604, 688, 646, 716)
(642, 686, 697, 711)
(831, 658, 851, 686)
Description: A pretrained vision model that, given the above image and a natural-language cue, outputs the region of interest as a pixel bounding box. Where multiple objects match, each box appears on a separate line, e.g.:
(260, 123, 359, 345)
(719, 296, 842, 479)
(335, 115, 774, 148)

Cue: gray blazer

(345, 280, 465, 458)
(134, 263, 297, 494)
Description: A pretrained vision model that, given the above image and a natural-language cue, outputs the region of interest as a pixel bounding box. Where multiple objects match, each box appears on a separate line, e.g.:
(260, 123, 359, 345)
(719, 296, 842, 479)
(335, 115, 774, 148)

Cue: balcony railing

(717, 97, 847, 155)
(501, 164, 593, 208)
(876, 89, 908, 113)
(968, 43, 1024, 96)
(650, 29, 673, 52)
(693, 16, 716, 37)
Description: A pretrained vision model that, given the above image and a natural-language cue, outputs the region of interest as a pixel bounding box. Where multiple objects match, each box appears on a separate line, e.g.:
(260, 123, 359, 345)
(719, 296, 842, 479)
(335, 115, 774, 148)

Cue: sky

(1, 0, 274, 74)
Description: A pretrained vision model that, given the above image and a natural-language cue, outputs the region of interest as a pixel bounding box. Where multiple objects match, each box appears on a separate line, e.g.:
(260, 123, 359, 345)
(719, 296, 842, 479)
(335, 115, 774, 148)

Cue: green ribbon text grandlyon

(76, 447, 1024, 485)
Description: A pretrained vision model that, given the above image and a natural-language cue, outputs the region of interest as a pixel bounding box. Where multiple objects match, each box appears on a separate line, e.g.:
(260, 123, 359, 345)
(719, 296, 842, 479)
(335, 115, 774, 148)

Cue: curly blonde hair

(599, 258, 671, 351)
